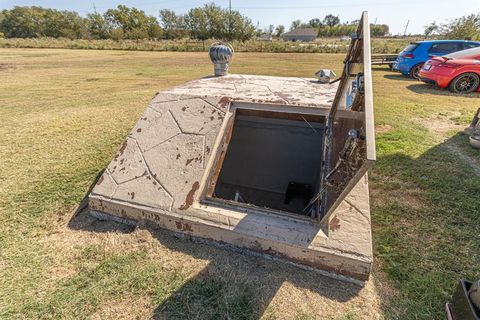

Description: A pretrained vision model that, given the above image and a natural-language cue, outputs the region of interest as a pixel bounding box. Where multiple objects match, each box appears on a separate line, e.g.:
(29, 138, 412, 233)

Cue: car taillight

(404, 53, 414, 59)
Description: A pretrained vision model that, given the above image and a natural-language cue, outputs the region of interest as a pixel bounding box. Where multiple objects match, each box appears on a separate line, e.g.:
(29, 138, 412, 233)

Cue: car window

(428, 42, 462, 54)
(403, 43, 419, 52)
(445, 47, 480, 59)
(465, 42, 480, 49)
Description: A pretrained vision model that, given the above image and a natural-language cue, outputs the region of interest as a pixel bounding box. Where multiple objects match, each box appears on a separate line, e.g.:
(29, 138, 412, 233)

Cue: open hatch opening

(209, 108, 326, 216)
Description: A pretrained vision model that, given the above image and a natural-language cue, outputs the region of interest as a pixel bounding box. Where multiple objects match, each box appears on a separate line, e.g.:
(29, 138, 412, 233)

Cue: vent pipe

(209, 42, 234, 76)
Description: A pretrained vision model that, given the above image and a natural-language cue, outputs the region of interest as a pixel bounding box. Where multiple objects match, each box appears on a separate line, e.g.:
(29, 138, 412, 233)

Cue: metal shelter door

(312, 11, 376, 223)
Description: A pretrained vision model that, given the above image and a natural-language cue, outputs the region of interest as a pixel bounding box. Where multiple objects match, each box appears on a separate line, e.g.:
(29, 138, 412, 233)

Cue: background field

(0, 49, 479, 319)
(0, 37, 415, 54)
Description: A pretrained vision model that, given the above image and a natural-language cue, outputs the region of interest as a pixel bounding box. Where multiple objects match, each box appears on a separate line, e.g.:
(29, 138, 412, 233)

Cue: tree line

(0, 5, 394, 42)
(0, 4, 256, 41)
(424, 14, 480, 40)
(279, 14, 389, 37)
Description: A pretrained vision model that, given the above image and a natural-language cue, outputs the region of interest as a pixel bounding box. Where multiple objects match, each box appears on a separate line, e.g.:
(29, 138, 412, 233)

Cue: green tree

(229, 10, 255, 41)
(184, 7, 209, 40)
(0, 6, 87, 39)
(308, 18, 322, 28)
(104, 5, 162, 40)
(424, 22, 439, 38)
(323, 14, 340, 27)
(184, 4, 254, 41)
(42, 9, 88, 39)
(159, 9, 186, 39)
(87, 12, 110, 39)
(441, 14, 480, 40)
(274, 25, 285, 37)
(290, 20, 301, 31)
(0, 6, 46, 38)
(371, 24, 389, 37)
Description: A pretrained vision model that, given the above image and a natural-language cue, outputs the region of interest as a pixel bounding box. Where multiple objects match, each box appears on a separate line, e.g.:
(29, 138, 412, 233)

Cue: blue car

(393, 40, 480, 78)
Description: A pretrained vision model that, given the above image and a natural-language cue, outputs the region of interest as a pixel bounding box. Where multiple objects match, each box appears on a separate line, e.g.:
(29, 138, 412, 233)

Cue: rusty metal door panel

(314, 11, 376, 223)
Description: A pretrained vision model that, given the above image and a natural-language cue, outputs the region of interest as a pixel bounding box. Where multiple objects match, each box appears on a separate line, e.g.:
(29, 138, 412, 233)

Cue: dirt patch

(370, 173, 427, 210)
(0, 63, 15, 71)
(418, 112, 464, 135)
(90, 296, 153, 320)
(418, 114, 480, 176)
(375, 124, 393, 133)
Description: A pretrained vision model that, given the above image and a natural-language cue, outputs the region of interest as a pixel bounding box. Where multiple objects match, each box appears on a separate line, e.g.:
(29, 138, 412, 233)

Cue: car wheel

(449, 73, 480, 93)
(409, 63, 423, 79)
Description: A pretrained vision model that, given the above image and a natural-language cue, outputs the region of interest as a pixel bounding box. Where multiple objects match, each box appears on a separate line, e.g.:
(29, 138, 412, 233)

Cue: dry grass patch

(1, 48, 480, 319)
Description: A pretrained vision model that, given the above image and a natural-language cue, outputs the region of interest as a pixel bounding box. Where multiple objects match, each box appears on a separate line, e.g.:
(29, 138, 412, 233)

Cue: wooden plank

(362, 11, 377, 163)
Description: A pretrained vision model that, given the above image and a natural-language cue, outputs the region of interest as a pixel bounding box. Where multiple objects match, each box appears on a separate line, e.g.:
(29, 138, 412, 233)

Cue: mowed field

(1, 49, 480, 319)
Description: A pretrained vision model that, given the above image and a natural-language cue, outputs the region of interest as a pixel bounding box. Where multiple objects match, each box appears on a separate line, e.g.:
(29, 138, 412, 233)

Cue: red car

(418, 47, 480, 93)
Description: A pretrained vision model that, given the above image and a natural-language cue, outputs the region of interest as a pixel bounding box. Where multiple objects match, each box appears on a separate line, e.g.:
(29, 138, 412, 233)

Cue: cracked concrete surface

(89, 74, 373, 282)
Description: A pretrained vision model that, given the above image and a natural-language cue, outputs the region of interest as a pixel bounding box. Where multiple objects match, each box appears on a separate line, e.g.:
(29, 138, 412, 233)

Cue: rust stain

(118, 140, 128, 156)
(96, 175, 105, 185)
(255, 244, 368, 281)
(175, 221, 193, 232)
(179, 181, 199, 210)
(114, 140, 128, 160)
(137, 128, 142, 133)
(218, 96, 231, 108)
(185, 158, 194, 166)
(329, 216, 341, 232)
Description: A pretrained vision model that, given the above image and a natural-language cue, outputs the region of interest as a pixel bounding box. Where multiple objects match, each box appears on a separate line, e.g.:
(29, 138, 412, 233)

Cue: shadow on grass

(370, 131, 480, 318)
(383, 74, 415, 81)
(68, 170, 362, 319)
(372, 66, 393, 71)
(406, 83, 480, 98)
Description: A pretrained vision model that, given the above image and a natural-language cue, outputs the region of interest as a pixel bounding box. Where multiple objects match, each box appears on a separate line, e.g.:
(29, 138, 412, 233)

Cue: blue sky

(0, 0, 478, 35)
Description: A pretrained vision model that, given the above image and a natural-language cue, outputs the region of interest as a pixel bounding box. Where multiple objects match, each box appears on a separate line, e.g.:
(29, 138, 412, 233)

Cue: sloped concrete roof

(93, 75, 338, 213)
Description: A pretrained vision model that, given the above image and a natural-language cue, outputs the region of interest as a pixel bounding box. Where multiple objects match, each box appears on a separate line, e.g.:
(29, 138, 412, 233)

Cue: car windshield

(402, 43, 419, 52)
(445, 47, 480, 59)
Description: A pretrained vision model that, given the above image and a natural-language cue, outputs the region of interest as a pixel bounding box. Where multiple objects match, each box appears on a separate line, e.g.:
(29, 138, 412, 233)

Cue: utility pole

(228, 0, 232, 40)
(93, 2, 97, 13)
(403, 19, 410, 37)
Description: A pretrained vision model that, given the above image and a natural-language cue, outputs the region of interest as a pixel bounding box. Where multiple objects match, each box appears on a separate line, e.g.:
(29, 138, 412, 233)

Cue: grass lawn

(0, 48, 479, 319)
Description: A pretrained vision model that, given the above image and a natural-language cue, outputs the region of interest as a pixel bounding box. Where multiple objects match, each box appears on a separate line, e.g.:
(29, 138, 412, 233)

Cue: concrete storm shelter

(89, 12, 376, 283)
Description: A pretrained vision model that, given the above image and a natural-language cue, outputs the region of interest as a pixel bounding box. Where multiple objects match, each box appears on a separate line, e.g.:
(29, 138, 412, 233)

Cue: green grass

(0, 48, 479, 319)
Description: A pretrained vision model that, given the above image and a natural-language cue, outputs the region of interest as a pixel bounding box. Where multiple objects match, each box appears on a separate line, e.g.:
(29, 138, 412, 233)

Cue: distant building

(256, 33, 273, 41)
(282, 28, 317, 42)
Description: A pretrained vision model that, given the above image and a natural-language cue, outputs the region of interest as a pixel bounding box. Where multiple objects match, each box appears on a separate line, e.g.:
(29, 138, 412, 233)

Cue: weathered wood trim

(362, 11, 377, 162)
